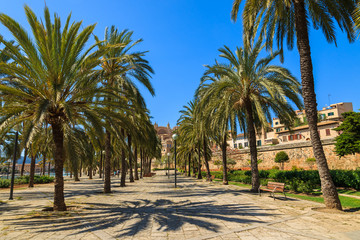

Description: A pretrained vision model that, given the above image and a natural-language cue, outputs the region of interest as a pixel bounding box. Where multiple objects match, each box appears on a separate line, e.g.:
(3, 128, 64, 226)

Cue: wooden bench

(258, 182, 286, 200)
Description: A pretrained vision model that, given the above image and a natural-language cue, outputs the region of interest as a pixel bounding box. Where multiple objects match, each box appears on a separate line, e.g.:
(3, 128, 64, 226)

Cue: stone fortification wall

(209, 139, 360, 171)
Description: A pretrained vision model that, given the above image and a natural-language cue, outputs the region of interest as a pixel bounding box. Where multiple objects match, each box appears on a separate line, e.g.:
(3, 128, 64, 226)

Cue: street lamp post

(167, 152, 170, 179)
(172, 134, 178, 188)
(9, 131, 19, 200)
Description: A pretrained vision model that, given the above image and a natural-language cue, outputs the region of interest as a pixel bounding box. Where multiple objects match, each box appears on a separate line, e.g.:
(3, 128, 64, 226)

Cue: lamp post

(172, 133, 178, 188)
(9, 131, 19, 200)
(167, 152, 170, 179)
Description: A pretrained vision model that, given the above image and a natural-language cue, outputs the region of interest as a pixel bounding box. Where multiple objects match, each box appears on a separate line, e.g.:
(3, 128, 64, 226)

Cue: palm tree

(231, 0, 355, 210)
(97, 26, 154, 192)
(0, 6, 124, 211)
(177, 101, 204, 179)
(198, 39, 302, 191)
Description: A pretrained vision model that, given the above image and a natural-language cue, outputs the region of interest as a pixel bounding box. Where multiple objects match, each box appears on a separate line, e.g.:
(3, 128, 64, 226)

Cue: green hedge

(203, 169, 360, 192)
(0, 175, 54, 188)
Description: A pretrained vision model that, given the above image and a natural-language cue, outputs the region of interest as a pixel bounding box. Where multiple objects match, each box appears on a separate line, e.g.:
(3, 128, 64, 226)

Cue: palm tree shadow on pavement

(5, 199, 277, 238)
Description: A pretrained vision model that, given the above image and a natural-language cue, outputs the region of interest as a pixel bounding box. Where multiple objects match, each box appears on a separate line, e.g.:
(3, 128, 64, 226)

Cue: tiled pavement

(0, 171, 360, 240)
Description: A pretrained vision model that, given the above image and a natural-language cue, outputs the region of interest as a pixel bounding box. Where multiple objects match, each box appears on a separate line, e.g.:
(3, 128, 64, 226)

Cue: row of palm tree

(177, 36, 302, 188)
(0, 6, 160, 211)
(177, 0, 360, 211)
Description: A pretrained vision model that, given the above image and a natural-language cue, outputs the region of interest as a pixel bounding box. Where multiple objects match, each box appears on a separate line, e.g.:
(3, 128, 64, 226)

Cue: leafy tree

(275, 151, 289, 170)
(334, 112, 360, 157)
(231, 0, 356, 210)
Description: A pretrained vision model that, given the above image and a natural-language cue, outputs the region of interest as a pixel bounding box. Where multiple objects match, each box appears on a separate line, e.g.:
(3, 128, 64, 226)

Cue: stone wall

(209, 139, 360, 171)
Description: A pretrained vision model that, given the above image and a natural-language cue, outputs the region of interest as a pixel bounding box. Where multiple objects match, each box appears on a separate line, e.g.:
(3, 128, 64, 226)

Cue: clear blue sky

(1, 0, 359, 128)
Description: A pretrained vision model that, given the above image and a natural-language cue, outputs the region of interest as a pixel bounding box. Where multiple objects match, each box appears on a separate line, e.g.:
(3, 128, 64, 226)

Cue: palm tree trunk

(128, 134, 134, 182)
(245, 101, 260, 192)
(74, 170, 80, 181)
(188, 153, 191, 177)
(192, 154, 195, 177)
(79, 159, 82, 177)
(104, 130, 111, 193)
(99, 149, 103, 178)
(197, 143, 202, 179)
(120, 128, 126, 187)
(89, 166, 93, 179)
(203, 137, 211, 181)
(21, 148, 27, 176)
(294, 0, 341, 210)
(48, 161, 51, 176)
(51, 121, 67, 211)
(140, 149, 143, 178)
(134, 146, 139, 180)
(42, 154, 46, 176)
(28, 154, 36, 188)
(221, 134, 228, 185)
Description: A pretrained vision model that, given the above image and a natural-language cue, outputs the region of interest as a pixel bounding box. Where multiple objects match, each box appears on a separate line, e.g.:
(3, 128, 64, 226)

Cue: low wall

(209, 139, 360, 170)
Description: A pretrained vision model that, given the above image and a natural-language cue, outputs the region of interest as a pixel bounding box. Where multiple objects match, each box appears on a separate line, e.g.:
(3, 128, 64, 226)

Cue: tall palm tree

(177, 101, 204, 179)
(232, 0, 355, 210)
(199, 39, 302, 191)
(0, 6, 124, 211)
(97, 26, 154, 192)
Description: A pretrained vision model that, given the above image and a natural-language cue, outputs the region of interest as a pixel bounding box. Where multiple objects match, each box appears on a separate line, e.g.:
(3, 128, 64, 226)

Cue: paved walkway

(1, 171, 360, 240)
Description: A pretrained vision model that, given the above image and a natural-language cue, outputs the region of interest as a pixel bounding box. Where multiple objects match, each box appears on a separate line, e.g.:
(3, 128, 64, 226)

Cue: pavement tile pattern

(1, 171, 360, 240)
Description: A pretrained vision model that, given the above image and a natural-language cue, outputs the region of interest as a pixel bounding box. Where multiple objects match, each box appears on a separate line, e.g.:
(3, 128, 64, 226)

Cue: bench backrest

(267, 182, 285, 191)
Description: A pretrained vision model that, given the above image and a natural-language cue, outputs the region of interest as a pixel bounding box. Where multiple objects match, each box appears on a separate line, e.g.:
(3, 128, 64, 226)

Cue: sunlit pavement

(1, 171, 360, 240)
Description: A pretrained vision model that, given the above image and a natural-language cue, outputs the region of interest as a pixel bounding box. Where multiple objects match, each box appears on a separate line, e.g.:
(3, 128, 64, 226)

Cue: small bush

(0, 179, 10, 188)
(34, 175, 54, 184)
(275, 151, 289, 163)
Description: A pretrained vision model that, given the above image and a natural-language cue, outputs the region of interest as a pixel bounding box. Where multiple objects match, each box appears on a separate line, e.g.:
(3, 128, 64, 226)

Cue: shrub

(34, 175, 54, 184)
(275, 151, 289, 170)
(272, 165, 280, 170)
(275, 151, 289, 163)
(0, 179, 10, 188)
(15, 176, 29, 184)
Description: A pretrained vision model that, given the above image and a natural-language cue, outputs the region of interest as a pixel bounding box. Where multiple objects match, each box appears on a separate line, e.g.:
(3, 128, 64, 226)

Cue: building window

(276, 128, 281, 133)
(244, 142, 248, 148)
(328, 112, 334, 116)
(283, 136, 287, 142)
(284, 127, 288, 130)
(234, 144, 237, 148)
(275, 122, 279, 125)
(320, 114, 326, 120)
(238, 143, 242, 148)
(326, 129, 331, 136)
(257, 140, 261, 146)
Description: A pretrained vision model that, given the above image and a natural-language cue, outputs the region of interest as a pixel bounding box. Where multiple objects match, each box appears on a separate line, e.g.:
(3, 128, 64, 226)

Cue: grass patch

(214, 179, 251, 189)
(337, 189, 360, 196)
(279, 193, 360, 209)
(213, 178, 360, 209)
